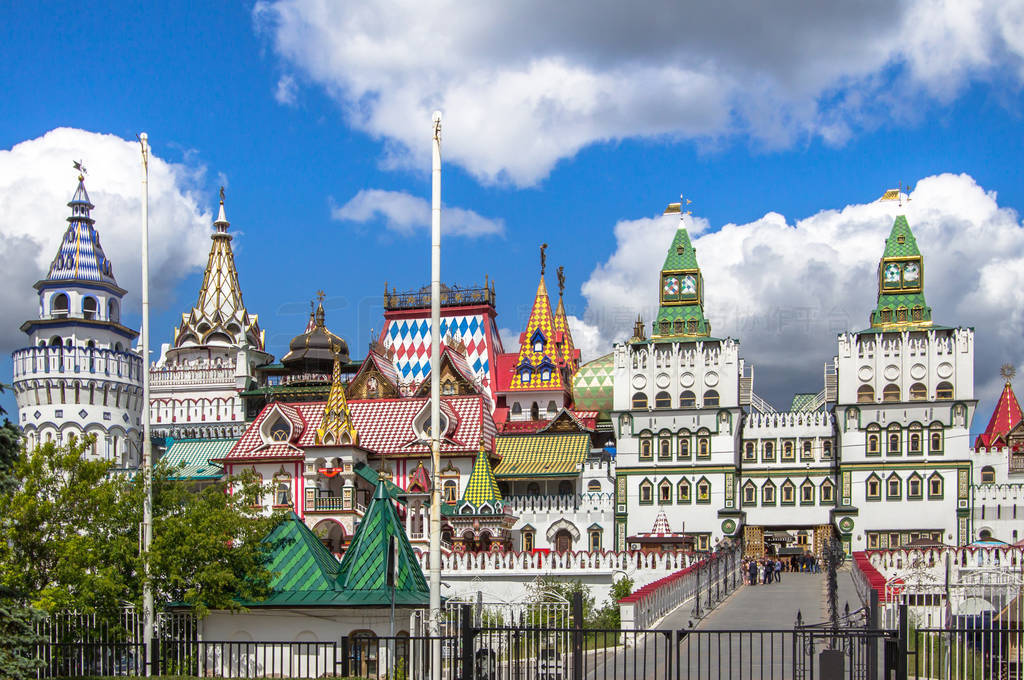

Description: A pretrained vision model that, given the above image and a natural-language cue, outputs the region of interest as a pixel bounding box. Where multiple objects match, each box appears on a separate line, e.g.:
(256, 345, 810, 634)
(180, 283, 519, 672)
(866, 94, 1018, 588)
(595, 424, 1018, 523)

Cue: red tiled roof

(493, 352, 517, 394)
(225, 395, 496, 461)
(976, 382, 1024, 449)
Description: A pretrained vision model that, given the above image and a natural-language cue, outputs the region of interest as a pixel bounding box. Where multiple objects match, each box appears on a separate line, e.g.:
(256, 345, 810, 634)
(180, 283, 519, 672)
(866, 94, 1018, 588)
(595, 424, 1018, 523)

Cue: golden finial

(540, 243, 548, 276)
(1001, 364, 1016, 384)
(316, 290, 326, 303)
(557, 266, 566, 297)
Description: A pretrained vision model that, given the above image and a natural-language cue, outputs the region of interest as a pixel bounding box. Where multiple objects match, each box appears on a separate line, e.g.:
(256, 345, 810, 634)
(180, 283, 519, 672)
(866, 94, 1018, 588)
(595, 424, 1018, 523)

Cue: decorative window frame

(677, 478, 692, 504)
(696, 477, 711, 505)
(928, 473, 944, 500)
(907, 473, 923, 500)
(886, 473, 902, 501)
(865, 474, 882, 501)
(761, 480, 776, 506)
(657, 478, 673, 505)
(638, 479, 654, 505)
(677, 430, 691, 460)
(820, 478, 835, 504)
(800, 479, 815, 506)
(780, 480, 796, 506)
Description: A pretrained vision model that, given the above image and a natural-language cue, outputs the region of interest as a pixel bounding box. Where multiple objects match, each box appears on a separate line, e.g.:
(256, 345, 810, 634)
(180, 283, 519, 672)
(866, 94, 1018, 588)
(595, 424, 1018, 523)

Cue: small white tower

(11, 172, 143, 466)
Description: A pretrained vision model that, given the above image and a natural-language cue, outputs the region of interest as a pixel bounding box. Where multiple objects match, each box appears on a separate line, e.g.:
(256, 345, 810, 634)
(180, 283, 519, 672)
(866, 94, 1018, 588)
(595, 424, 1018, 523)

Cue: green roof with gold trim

(868, 215, 932, 330)
(494, 433, 590, 478)
(654, 225, 711, 338)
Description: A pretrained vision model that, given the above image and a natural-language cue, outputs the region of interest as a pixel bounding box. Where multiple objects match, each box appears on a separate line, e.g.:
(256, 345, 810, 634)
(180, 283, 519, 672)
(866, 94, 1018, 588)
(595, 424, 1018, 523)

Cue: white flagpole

(429, 111, 442, 680)
(139, 132, 155, 675)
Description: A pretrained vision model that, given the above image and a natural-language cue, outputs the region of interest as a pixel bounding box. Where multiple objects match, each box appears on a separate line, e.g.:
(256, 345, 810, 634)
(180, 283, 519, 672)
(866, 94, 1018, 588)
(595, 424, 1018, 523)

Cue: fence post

(149, 636, 160, 677)
(867, 589, 879, 680)
(571, 591, 583, 680)
(460, 604, 474, 680)
(896, 604, 908, 680)
(341, 635, 350, 677)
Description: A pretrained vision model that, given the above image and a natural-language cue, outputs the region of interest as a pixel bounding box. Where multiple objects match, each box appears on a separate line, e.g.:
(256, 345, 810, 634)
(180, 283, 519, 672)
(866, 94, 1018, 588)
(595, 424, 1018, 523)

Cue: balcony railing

(12, 345, 142, 383)
(304, 496, 367, 514)
(384, 284, 495, 311)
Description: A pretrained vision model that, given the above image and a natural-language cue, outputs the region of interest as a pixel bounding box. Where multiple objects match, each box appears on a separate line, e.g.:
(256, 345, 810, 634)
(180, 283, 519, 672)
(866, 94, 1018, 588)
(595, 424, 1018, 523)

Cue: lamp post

(138, 132, 154, 675)
(429, 111, 443, 680)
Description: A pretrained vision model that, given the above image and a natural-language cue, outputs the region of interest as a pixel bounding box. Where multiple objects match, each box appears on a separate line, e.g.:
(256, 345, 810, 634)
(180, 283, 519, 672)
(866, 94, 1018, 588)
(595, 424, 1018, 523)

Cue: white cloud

(275, 74, 298, 106)
(253, 0, 1024, 186)
(574, 173, 1024, 417)
(0, 127, 213, 354)
(331, 188, 504, 237)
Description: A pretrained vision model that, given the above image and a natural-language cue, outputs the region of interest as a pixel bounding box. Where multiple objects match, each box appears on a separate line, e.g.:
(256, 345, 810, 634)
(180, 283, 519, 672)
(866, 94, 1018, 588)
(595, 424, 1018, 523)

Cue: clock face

(681, 275, 697, 294)
(883, 263, 901, 283)
(903, 262, 920, 282)
(663, 276, 680, 295)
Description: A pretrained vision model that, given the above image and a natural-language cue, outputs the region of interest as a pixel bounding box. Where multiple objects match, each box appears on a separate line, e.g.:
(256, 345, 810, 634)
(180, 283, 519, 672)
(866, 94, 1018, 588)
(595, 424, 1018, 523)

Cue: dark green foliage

(0, 587, 44, 680)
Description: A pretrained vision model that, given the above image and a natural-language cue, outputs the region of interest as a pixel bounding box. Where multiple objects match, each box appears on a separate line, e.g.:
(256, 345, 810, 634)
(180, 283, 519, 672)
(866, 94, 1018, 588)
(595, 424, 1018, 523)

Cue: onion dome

(281, 297, 349, 372)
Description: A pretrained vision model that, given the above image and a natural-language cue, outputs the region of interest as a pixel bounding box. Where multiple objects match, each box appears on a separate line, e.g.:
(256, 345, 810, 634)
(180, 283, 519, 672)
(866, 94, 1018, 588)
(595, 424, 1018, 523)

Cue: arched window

(887, 474, 902, 500)
(679, 390, 695, 408)
(269, 420, 290, 442)
(866, 425, 880, 456)
(639, 433, 653, 460)
(52, 293, 69, 318)
(49, 335, 62, 347)
(655, 391, 672, 409)
(658, 479, 672, 504)
(587, 480, 602, 493)
(801, 441, 812, 459)
(547, 401, 558, 415)
(743, 441, 755, 461)
(882, 384, 900, 403)
(908, 423, 922, 454)
(696, 478, 711, 504)
(677, 479, 691, 504)
(929, 424, 943, 453)
(444, 480, 458, 503)
(763, 441, 775, 461)
(782, 440, 795, 461)
(703, 390, 719, 407)
(909, 383, 927, 400)
(822, 441, 833, 459)
(857, 385, 874, 403)
(108, 299, 119, 323)
(82, 296, 97, 320)
(441, 379, 455, 396)
(658, 432, 672, 459)
(697, 435, 710, 458)
(887, 424, 901, 455)
(632, 392, 648, 409)
(526, 482, 540, 496)
(936, 382, 954, 400)
(530, 402, 540, 420)
(522, 529, 535, 552)
(981, 466, 996, 484)
(639, 479, 654, 504)
(558, 480, 573, 495)
(511, 402, 522, 417)
(678, 430, 691, 459)
(275, 478, 291, 506)
(589, 528, 602, 552)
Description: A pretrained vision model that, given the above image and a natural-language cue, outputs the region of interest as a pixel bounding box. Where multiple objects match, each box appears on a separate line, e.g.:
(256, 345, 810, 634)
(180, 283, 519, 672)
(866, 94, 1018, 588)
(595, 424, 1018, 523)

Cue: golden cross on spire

(316, 290, 326, 303)
(1001, 363, 1016, 384)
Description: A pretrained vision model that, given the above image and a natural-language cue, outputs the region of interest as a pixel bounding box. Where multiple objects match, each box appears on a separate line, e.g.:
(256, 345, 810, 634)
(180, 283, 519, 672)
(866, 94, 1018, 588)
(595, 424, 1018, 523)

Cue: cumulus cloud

(253, 0, 1024, 186)
(0, 127, 213, 355)
(573, 173, 1024, 415)
(274, 74, 298, 106)
(332, 188, 504, 237)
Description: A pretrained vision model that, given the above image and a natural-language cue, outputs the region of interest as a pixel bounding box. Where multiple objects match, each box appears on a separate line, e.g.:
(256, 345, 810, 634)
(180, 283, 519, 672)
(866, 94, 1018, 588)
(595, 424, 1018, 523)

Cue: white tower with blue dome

(11, 172, 143, 467)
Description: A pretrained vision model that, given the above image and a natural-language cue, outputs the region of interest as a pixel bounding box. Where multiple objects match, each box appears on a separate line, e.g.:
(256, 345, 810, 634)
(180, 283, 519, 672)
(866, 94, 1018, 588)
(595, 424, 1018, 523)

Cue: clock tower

(869, 215, 932, 329)
(654, 219, 710, 338)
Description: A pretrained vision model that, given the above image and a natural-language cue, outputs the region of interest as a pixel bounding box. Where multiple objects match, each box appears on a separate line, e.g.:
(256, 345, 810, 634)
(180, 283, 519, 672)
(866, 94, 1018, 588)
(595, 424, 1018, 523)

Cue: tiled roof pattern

(651, 510, 672, 534)
(508, 278, 564, 391)
(661, 226, 699, 271)
(493, 433, 590, 478)
(336, 482, 429, 605)
(243, 513, 343, 606)
(882, 216, 921, 258)
(226, 395, 495, 459)
(790, 393, 818, 412)
(462, 445, 502, 505)
(573, 353, 614, 418)
(161, 439, 231, 480)
(45, 179, 118, 285)
(317, 355, 358, 445)
(552, 295, 580, 373)
(976, 382, 1024, 448)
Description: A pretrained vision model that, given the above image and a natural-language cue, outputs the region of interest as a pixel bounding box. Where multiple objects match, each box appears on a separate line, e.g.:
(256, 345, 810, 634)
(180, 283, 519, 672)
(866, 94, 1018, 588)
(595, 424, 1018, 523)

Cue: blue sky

(2, 1, 1023, 429)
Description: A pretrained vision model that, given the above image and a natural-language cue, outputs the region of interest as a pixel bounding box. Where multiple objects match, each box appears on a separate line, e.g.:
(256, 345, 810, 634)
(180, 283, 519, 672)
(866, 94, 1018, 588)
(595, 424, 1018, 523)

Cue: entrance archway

(555, 529, 572, 553)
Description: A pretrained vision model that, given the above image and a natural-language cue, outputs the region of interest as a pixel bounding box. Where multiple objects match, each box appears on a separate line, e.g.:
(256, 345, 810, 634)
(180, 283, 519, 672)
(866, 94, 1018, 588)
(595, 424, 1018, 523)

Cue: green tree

(0, 435, 284, 626)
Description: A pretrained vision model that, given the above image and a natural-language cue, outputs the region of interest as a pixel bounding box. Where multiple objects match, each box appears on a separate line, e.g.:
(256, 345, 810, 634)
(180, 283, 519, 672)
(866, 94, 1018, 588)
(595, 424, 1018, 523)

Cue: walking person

(748, 558, 758, 586)
(774, 559, 782, 583)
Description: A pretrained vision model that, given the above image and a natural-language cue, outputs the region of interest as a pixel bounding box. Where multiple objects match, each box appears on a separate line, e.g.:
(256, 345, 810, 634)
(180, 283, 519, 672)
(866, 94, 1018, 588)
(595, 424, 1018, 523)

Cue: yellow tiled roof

(316, 353, 358, 446)
(494, 433, 590, 478)
(462, 443, 502, 505)
(508, 277, 563, 391)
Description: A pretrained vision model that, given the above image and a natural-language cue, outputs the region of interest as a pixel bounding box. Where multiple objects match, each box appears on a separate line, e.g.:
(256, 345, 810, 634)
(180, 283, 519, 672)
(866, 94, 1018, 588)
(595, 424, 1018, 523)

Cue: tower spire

(653, 202, 710, 338)
(173, 189, 264, 349)
(45, 172, 117, 286)
(316, 345, 358, 446)
(869, 215, 931, 329)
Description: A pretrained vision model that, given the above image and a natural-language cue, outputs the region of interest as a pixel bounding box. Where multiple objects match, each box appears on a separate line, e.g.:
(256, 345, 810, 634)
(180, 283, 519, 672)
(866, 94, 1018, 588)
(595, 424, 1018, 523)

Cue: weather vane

(663, 196, 692, 216)
(316, 290, 326, 304)
(73, 160, 87, 180)
(557, 266, 566, 297)
(219, 186, 225, 203)
(540, 243, 548, 276)
(1002, 363, 1016, 384)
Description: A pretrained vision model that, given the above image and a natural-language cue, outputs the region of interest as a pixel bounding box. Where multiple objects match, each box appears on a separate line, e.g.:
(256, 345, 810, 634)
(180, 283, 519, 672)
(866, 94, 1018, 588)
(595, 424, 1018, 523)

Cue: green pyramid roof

(335, 481, 429, 606)
(661, 228, 699, 271)
(573, 352, 615, 419)
(868, 215, 932, 330)
(241, 483, 428, 608)
(461, 445, 503, 506)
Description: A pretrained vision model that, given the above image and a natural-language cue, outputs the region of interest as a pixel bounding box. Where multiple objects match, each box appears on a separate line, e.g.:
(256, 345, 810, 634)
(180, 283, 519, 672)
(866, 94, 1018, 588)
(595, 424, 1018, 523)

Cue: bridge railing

(618, 545, 742, 630)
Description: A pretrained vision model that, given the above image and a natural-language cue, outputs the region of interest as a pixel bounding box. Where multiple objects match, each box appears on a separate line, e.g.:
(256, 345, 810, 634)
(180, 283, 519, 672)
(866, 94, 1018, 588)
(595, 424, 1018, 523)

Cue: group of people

(742, 553, 821, 585)
(743, 558, 783, 584)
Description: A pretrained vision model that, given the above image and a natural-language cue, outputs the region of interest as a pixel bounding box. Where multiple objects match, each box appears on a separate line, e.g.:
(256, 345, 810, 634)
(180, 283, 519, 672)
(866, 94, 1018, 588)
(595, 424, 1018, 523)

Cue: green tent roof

(882, 216, 921, 258)
(869, 215, 932, 329)
(661, 227, 700, 271)
(573, 353, 614, 419)
(655, 226, 710, 337)
(160, 438, 231, 480)
(242, 481, 428, 608)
